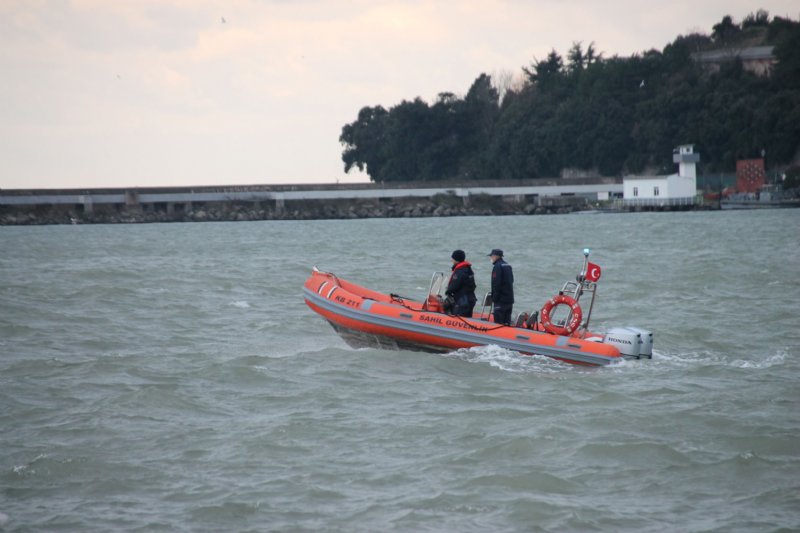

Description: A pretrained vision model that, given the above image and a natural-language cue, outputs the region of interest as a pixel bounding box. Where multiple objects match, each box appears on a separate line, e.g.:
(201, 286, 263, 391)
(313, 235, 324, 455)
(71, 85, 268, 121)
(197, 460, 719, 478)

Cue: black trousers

(453, 307, 473, 318)
(493, 304, 512, 325)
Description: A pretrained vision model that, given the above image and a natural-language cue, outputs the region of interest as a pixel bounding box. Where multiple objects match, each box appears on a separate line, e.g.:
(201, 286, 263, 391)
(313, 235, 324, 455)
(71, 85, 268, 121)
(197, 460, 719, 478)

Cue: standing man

(445, 250, 477, 317)
(488, 249, 514, 325)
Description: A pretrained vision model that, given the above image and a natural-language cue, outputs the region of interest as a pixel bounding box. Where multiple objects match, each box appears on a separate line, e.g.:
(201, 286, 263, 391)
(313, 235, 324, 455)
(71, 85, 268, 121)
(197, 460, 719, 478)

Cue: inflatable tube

(303, 269, 623, 366)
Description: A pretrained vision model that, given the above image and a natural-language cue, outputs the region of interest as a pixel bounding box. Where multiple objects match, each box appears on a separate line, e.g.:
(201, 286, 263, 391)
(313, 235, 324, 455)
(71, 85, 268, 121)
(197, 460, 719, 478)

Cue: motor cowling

(603, 327, 653, 359)
(626, 327, 653, 358)
(604, 327, 641, 358)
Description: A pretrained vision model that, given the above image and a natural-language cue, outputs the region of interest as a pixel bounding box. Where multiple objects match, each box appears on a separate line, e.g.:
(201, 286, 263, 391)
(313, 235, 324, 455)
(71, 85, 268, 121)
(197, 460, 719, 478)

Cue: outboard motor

(604, 327, 641, 358)
(626, 327, 653, 358)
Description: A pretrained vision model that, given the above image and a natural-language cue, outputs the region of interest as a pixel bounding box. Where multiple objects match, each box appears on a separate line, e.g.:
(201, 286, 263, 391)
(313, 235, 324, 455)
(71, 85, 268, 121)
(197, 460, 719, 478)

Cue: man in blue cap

(488, 249, 514, 324)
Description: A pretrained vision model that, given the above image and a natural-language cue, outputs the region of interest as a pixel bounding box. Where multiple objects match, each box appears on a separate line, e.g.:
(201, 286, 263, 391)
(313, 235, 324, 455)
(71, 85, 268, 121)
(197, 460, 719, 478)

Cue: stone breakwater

(0, 195, 608, 225)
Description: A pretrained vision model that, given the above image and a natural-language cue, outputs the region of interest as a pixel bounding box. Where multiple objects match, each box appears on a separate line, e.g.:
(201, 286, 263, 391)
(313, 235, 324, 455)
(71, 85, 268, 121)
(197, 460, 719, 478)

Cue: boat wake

(730, 350, 788, 369)
(444, 345, 572, 373)
(616, 348, 790, 370)
(441, 344, 790, 375)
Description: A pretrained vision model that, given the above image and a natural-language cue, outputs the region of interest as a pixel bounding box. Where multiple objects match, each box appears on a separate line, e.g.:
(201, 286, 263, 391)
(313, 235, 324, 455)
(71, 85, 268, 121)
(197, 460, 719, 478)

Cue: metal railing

(616, 196, 699, 207)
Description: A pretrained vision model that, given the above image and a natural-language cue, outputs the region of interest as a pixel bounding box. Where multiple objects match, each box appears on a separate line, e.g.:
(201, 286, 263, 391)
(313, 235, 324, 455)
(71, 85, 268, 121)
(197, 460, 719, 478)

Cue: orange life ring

(540, 295, 583, 336)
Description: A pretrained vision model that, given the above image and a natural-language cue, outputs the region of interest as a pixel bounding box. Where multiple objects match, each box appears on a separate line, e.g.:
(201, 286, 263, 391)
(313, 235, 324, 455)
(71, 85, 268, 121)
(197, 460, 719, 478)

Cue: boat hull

(303, 270, 623, 366)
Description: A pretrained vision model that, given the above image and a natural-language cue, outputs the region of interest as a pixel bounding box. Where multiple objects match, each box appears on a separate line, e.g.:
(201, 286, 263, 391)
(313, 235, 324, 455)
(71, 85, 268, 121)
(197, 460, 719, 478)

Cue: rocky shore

(0, 194, 609, 225)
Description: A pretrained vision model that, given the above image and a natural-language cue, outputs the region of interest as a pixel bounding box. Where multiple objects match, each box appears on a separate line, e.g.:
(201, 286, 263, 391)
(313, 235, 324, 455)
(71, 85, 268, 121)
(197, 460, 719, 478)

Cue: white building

(623, 145, 699, 206)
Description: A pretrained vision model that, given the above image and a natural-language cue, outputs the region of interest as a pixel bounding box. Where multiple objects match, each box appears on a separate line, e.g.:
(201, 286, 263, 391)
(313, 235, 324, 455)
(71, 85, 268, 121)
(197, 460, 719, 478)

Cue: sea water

(1, 210, 799, 532)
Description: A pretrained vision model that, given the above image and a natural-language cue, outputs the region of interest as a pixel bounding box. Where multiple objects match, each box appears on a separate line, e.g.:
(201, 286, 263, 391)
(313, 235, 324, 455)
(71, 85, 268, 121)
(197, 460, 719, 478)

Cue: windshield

(428, 271, 447, 298)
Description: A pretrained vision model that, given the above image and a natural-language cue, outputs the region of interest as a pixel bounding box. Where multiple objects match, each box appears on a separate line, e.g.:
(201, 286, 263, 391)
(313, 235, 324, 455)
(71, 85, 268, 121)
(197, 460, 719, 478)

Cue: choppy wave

(1, 211, 799, 531)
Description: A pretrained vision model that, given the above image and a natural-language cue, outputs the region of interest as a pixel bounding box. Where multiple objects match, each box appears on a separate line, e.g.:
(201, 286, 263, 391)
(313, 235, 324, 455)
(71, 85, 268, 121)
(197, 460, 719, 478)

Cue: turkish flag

(586, 262, 602, 282)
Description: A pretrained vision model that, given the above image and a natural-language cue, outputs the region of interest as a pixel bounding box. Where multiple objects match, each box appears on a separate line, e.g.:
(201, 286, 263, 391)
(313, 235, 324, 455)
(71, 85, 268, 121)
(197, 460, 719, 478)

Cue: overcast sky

(1, 1, 797, 190)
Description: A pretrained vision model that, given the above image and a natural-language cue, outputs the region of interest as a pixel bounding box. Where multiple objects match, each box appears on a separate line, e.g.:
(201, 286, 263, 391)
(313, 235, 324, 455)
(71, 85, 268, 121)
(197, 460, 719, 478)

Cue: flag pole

(580, 248, 590, 282)
(563, 249, 591, 335)
(581, 248, 597, 334)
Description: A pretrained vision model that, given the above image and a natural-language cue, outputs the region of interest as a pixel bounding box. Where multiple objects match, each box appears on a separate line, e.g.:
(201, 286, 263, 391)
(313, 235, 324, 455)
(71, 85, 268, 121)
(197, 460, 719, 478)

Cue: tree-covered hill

(340, 11, 800, 182)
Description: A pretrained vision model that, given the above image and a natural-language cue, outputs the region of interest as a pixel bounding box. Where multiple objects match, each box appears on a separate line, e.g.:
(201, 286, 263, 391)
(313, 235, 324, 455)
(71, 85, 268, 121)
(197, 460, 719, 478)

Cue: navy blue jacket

(446, 261, 477, 315)
(490, 258, 514, 305)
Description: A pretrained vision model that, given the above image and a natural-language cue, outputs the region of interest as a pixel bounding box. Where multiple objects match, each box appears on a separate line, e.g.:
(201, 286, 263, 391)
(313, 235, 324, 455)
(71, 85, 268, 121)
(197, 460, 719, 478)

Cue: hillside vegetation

(340, 11, 800, 182)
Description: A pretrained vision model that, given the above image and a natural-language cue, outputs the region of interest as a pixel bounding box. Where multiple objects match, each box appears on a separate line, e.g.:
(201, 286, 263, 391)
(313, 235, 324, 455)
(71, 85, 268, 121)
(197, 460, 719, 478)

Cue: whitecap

(137, 287, 169, 295)
(12, 453, 47, 476)
(230, 300, 251, 308)
(730, 350, 787, 369)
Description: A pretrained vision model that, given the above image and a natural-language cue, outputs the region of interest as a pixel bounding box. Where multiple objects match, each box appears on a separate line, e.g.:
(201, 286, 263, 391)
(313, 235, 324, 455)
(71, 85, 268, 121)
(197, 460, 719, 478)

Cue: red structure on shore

(736, 159, 765, 193)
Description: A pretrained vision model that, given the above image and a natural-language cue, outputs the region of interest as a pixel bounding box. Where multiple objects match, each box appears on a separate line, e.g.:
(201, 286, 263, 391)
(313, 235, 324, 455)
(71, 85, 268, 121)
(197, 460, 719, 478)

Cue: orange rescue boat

(303, 250, 652, 366)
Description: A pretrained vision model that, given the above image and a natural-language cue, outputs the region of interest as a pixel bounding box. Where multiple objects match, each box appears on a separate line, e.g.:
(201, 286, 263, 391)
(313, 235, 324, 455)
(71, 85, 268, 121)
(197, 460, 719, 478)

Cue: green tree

(712, 15, 740, 43)
(742, 9, 770, 29)
(340, 105, 389, 178)
(523, 50, 564, 87)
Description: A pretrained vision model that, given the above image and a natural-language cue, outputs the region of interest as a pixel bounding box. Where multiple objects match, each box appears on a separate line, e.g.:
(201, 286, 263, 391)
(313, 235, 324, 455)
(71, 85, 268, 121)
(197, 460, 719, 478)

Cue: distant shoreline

(0, 178, 733, 225)
(0, 195, 712, 226)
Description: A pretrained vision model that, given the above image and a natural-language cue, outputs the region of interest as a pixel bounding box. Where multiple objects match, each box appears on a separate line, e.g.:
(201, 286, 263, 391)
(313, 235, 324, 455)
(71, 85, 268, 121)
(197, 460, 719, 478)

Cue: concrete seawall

(0, 179, 702, 225)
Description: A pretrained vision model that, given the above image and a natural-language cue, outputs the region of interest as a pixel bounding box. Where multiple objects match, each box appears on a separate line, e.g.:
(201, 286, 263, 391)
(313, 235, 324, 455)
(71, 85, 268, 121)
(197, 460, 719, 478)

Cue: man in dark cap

(488, 249, 514, 324)
(445, 250, 477, 317)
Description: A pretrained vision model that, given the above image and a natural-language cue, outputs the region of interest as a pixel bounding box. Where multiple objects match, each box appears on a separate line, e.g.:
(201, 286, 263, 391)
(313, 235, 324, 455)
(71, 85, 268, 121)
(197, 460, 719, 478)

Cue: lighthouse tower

(673, 144, 700, 179)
